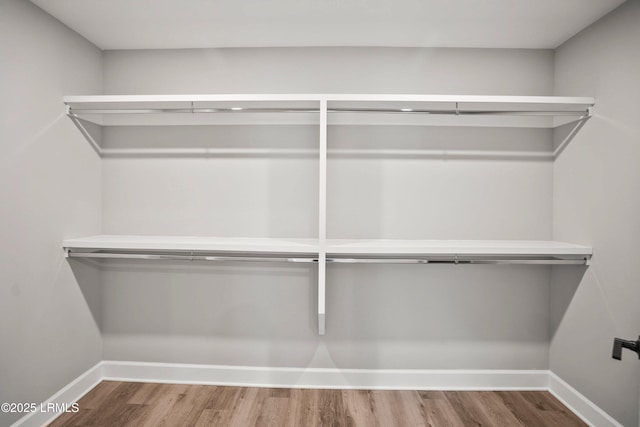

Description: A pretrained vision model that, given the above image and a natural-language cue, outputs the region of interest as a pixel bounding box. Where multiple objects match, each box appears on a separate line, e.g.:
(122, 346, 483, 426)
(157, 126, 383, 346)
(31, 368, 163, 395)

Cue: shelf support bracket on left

(66, 107, 103, 156)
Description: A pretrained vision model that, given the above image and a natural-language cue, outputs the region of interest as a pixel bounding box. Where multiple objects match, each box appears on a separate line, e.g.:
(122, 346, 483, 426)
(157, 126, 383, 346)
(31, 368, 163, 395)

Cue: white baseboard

(548, 372, 623, 427)
(101, 360, 548, 390)
(10, 363, 103, 427)
(10, 362, 621, 427)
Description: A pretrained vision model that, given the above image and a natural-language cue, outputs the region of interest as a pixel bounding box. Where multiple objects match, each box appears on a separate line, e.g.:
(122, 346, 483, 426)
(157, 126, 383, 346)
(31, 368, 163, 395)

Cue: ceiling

(30, 0, 625, 50)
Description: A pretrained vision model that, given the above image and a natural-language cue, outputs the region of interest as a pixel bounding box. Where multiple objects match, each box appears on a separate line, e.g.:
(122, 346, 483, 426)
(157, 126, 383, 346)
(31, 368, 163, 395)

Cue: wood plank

(195, 385, 243, 426)
(149, 385, 213, 427)
(418, 390, 447, 400)
(49, 384, 121, 427)
(46, 409, 84, 427)
(254, 389, 290, 427)
(175, 385, 220, 427)
(395, 390, 429, 427)
(342, 389, 376, 426)
(77, 380, 121, 409)
(78, 382, 146, 426)
(226, 386, 265, 427)
(318, 389, 347, 427)
(370, 390, 427, 427)
(420, 391, 466, 427)
(471, 392, 525, 427)
(127, 382, 163, 405)
(283, 388, 320, 427)
(138, 391, 184, 427)
(494, 391, 552, 426)
(443, 390, 495, 426)
(519, 391, 587, 426)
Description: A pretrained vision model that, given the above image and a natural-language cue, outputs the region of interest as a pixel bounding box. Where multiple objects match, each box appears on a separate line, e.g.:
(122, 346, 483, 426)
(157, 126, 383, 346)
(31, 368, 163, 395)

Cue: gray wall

(552, 1, 640, 425)
(100, 48, 556, 370)
(0, 1, 103, 425)
(104, 47, 552, 95)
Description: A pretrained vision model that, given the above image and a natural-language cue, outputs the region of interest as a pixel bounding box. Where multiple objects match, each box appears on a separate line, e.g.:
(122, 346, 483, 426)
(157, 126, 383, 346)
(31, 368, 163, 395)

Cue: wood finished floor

(48, 381, 587, 427)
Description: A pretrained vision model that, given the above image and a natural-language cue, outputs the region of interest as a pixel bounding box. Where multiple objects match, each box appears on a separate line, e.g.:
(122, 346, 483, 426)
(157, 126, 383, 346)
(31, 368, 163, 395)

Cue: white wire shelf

(326, 239, 592, 264)
(64, 94, 594, 128)
(63, 235, 320, 262)
(63, 236, 592, 265)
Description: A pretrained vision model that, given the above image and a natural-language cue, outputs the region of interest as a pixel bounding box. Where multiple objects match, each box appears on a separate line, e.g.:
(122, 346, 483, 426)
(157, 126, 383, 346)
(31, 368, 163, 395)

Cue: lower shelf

(63, 235, 593, 335)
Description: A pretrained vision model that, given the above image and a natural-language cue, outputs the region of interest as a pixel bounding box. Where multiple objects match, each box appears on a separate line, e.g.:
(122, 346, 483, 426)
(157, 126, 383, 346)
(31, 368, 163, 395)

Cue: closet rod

(67, 108, 590, 117)
(68, 108, 319, 114)
(329, 109, 588, 116)
(327, 258, 589, 265)
(66, 251, 317, 263)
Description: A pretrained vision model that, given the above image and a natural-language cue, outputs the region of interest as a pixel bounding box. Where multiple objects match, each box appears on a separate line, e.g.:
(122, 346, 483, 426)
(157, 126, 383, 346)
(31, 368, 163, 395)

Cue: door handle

(612, 336, 640, 360)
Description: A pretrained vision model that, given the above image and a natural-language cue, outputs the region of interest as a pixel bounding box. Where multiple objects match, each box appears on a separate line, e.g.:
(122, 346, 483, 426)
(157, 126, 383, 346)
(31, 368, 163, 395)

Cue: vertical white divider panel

(318, 99, 328, 335)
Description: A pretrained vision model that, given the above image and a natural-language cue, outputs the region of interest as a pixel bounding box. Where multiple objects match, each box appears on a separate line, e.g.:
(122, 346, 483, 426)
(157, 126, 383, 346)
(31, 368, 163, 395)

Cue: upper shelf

(328, 239, 592, 255)
(63, 235, 592, 265)
(64, 94, 594, 128)
(64, 235, 320, 262)
(65, 95, 321, 126)
(327, 239, 592, 264)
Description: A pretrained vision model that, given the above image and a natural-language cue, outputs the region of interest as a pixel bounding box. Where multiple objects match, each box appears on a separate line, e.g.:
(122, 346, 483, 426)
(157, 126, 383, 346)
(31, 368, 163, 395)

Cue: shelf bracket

(66, 110, 103, 156)
(553, 111, 592, 158)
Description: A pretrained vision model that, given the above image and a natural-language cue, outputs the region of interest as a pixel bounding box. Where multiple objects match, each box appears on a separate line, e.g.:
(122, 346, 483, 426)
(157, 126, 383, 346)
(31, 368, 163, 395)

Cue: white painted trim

(10, 362, 103, 427)
(548, 372, 623, 427)
(101, 360, 548, 390)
